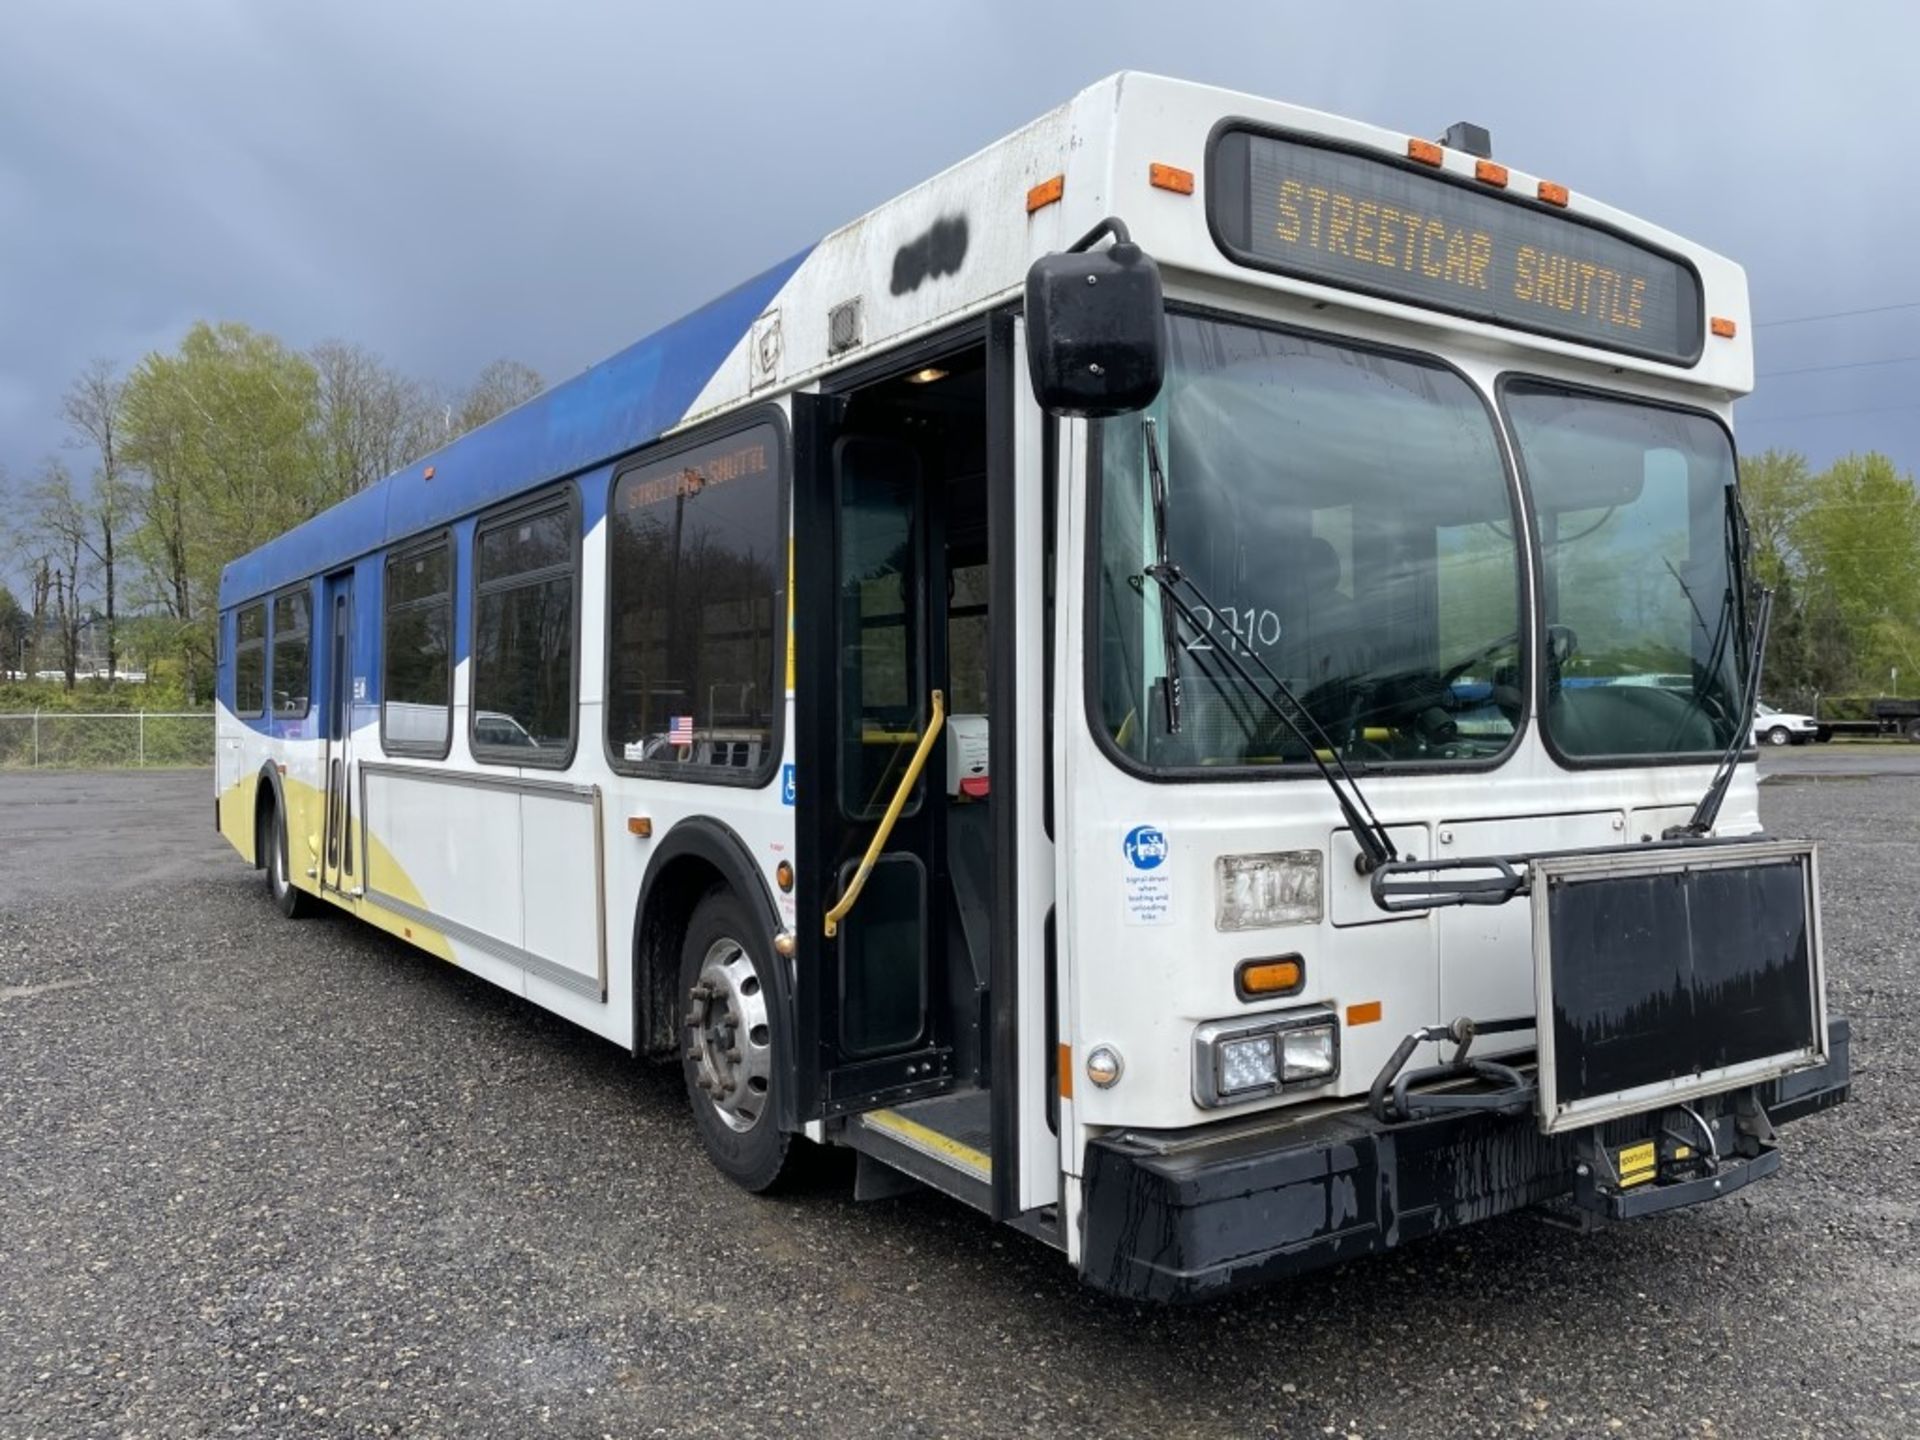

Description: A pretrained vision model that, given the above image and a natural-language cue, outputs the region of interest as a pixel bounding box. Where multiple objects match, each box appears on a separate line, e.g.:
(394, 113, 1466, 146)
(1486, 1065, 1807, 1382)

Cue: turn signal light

(1237, 956, 1305, 1000)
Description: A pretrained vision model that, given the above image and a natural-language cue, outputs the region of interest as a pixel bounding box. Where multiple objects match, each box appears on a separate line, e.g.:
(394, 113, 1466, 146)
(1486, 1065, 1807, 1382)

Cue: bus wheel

(264, 798, 314, 919)
(679, 888, 797, 1192)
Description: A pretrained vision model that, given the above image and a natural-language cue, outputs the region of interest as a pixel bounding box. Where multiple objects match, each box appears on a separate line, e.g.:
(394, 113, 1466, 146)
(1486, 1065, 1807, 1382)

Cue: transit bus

(215, 73, 1848, 1301)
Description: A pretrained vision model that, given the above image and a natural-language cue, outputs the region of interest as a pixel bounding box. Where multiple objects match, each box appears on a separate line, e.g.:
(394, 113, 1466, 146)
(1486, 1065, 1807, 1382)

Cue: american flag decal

(668, 715, 694, 746)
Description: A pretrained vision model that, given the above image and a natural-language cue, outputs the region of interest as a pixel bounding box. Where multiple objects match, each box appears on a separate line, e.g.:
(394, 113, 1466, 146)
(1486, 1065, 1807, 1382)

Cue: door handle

(824, 689, 945, 939)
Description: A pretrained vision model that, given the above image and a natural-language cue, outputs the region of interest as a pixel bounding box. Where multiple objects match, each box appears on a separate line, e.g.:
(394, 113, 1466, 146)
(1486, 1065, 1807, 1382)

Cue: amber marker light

(1711, 316, 1739, 339)
(776, 860, 794, 892)
(1537, 180, 1569, 207)
(1026, 174, 1064, 213)
(1149, 162, 1195, 195)
(1407, 138, 1443, 167)
(626, 816, 653, 838)
(1347, 1000, 1384, 1026)
(1475, 159, 1509, 188)
(1057, 1044, 1074, 1099)
(1236, 956, 1305, 1001)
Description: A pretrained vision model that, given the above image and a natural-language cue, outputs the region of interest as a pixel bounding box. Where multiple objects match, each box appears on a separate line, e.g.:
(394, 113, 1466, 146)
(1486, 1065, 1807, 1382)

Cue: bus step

(846, 1089, 992, 1213)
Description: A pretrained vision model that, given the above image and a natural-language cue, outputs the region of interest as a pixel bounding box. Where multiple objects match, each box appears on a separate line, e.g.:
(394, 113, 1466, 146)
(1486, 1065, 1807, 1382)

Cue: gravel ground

(0, 762, 1914, 1439)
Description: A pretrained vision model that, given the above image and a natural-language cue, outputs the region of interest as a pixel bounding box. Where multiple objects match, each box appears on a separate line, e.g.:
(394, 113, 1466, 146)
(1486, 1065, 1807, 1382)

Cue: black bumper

(1080, 1018, 1850, 1304)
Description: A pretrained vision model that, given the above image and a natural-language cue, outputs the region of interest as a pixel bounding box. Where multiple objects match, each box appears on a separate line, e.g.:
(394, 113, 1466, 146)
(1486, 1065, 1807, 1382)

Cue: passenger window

(607, 423, 783, 781)
(270, 590, 311, 719)
(383, 539, 453, 756)
(472, 496, 576, 762)
(235, 603, 266, 718)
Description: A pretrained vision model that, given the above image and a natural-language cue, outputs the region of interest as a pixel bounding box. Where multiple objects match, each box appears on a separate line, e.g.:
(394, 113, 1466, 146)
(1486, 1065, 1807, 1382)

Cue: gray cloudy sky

(4, 0, 1916, 556)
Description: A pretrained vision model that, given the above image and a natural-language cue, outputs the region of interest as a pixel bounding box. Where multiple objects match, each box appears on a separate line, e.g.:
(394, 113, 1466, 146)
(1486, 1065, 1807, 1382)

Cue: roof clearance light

(1149, 162, 1194, 195)
(1474, 159, 1509, 188)
(1537, 180, 1569, 207)
(1026, 174, 1064, 213)
(1407, 138, 1443, 167)
(1711, 316, 1738, 339)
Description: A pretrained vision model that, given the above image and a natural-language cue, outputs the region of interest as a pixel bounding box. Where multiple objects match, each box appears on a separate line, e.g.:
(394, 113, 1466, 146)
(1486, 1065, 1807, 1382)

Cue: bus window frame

(234, 600, 268, 720)
(1202, 118, 1708, 371)
(1494, 370, 1753, 773)
(468, 483, 582, 771)
(380, 528, 456, 762)
(1080, 300, 1534, 786)
(269, 583, 314, 722)
(601, 403, 791, 792)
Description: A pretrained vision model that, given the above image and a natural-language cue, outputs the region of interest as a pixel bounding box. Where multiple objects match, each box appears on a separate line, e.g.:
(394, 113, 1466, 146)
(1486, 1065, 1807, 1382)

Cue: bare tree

(310, 340, 442, 501)
(24, 460, 90, 687)
(452, 358, 545, 437)
(62, 359, 129, 681)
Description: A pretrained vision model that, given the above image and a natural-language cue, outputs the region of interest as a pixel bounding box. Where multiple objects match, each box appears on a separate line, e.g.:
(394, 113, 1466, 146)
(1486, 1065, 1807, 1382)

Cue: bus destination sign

(1210, 129, 1704, 363)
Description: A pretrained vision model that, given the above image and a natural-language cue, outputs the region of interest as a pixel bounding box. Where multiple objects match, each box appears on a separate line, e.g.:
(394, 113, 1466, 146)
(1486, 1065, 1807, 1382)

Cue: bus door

(320, 568, 356, 894)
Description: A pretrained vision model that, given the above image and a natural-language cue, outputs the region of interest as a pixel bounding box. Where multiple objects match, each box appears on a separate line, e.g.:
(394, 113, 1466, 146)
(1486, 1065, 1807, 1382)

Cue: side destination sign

(1209, 128, 1704, 364)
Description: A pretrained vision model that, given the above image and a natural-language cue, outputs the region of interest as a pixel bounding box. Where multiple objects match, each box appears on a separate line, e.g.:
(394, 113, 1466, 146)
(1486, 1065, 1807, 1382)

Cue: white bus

(215, 73, 1847, 1301)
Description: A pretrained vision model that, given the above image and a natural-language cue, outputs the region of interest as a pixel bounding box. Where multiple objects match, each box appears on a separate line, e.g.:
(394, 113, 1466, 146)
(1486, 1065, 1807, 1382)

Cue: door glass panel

(838, 854, 927, 1055)
(837, 439, 923, 818)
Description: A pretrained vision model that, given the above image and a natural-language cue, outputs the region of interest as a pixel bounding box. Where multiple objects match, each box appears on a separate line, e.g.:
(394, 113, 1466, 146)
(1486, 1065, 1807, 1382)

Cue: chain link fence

(0, 712, 216, 768)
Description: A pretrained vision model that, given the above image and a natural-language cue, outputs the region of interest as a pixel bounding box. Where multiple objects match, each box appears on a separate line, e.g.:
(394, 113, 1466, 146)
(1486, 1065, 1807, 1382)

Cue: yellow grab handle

(824, 689, 945, 939)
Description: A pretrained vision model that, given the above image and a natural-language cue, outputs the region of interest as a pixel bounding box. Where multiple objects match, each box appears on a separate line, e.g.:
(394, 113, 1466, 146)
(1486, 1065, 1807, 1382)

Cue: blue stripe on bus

(219, 245, 812, 609)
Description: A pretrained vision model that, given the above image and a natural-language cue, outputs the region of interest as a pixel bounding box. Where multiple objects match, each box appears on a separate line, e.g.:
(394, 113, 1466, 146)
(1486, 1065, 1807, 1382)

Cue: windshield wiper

(1666, 585, 1773, 839)
(1136, 419, 1400, 872)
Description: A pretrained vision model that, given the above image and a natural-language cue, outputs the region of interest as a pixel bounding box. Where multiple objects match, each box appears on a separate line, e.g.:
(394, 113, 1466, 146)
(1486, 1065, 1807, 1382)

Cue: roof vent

(1440, 122, 1492, 159)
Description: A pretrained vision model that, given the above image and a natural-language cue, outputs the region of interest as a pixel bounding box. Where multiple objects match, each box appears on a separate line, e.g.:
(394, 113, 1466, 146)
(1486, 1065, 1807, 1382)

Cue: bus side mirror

(1025, 218, 1165, 418)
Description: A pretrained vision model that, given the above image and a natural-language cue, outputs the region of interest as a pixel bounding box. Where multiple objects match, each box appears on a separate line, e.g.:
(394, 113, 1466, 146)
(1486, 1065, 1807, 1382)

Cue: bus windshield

(1503, 381, 1747, 759)
(1094, 314, 1523, 770)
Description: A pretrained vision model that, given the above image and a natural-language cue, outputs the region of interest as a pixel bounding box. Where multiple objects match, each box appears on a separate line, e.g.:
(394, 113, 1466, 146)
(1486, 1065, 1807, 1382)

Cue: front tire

(678, 888, 806, 1192)
(263, 798, 315, 919)
(1765, 726, 1792, 747)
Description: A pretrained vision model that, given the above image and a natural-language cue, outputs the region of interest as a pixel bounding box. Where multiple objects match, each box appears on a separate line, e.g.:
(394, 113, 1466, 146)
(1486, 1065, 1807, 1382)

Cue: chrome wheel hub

(684, 937, 773, 1132)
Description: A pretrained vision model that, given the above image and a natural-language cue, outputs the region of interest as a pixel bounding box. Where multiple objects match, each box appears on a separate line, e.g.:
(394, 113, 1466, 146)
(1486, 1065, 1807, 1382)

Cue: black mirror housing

(1025, 221, 1165, 418)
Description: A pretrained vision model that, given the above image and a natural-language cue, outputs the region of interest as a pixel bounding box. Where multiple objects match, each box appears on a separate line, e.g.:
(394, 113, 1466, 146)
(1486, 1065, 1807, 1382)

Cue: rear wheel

(1764, 725, 1792, 747)
(263, 796, 314, 919)
(678, 888, 807, 1192)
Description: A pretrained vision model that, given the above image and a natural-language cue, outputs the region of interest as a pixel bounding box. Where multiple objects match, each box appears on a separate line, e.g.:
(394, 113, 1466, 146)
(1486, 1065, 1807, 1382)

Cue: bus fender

(632, 817, 797, 1128)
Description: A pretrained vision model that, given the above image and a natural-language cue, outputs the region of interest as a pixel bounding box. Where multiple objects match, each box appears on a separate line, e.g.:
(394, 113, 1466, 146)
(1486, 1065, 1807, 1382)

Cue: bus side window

(606, 421, 784, 783)
(270, 588, 312, 720)
(235, 602, 267, 719)
(383, 538, 454, 758)
(471, 492, 578, 764)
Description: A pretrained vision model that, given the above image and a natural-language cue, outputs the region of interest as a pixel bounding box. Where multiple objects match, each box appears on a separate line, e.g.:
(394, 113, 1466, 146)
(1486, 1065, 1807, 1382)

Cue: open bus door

(791, 328, 1039, 1221)
(320, 568, 356, 894)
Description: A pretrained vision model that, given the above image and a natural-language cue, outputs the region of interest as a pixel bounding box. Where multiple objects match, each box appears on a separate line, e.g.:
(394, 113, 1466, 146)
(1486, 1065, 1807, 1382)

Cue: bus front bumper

(1078, 1018, 1850, 1304)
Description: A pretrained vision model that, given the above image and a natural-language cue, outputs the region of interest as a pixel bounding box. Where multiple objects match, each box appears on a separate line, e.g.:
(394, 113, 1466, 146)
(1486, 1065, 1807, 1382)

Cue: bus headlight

(1194, 1006, 1339, 1107)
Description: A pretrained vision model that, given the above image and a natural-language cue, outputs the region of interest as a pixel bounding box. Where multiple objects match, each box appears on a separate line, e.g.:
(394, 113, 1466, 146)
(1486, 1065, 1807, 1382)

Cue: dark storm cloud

(3, 0, 1916, 563)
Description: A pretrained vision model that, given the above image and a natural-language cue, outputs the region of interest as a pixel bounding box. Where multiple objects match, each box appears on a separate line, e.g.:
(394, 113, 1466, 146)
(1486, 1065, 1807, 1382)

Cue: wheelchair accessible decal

(1122, 823, 1172, 926)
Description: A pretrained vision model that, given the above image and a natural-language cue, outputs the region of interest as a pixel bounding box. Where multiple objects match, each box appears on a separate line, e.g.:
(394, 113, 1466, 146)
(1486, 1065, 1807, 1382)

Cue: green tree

(119, 322, 325, 700)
